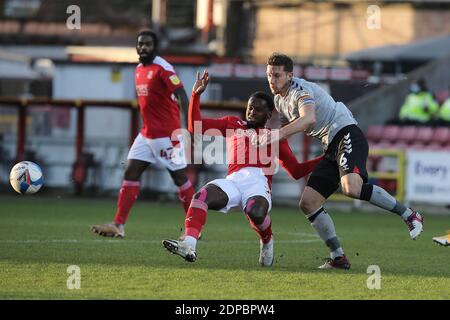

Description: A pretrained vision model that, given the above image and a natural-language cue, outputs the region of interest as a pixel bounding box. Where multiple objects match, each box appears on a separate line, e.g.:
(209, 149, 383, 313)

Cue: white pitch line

(0, 239, 321, 244)
(284, 232, 320, 238)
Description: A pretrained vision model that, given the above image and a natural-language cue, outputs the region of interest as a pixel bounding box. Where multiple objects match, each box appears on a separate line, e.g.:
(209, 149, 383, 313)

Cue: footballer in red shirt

(163, 71, 323, 265)
(91, 30, 195, 238)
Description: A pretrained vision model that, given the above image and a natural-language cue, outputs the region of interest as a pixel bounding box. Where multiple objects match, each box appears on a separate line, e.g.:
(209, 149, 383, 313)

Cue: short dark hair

(137, 29, 158, 49)
(249, 91, 275, 112)
(267, 53, 293, 72)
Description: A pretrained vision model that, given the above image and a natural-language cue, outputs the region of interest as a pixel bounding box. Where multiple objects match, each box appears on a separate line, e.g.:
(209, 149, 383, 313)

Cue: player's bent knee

(169, 169, 188, 186)
(341, 184, 361, 199)
(299, 199, 310, 214)
(245, 198, 268, 225)
(124, 169, 141, 181)
(124, 160, 149, 181)
(299, 198, 320, 215)
(246, 207, 267, 225)
(341, 174, 363, 199)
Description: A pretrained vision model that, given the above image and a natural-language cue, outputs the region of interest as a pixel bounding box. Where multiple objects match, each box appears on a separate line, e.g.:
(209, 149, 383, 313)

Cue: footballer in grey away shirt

(274, 77, 357, 150)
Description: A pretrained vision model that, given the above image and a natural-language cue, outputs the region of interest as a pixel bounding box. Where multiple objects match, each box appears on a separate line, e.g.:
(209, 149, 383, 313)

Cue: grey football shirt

(274, 77, 357, 149)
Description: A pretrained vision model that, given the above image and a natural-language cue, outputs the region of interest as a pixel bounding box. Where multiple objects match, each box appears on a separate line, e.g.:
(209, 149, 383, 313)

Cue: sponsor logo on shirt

(136, 84, 148, 96)
(169, 75, 181, 85)
(343, 133, 352, 154)
(147, 71, 153, 79)
(235, 128, 257, 139)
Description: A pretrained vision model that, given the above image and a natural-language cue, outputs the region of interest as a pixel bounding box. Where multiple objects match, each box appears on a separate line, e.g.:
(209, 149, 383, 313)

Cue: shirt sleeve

(188, 92, 228, 136)
(295, 89, 316, 112)
(278, 139, 324, 179)
(160, 68, 184, 92)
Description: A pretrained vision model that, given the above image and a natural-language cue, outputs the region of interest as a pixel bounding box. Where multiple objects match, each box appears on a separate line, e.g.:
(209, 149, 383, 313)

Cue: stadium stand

(408, 141, 426, 150)
(366, 125, 384, 144)
(368, 125, 450, 150)
(431, 127, 450, 145)
(416, 127, 434, 144)
(381, 125, 401, 143)
(398, 126, 418, 144)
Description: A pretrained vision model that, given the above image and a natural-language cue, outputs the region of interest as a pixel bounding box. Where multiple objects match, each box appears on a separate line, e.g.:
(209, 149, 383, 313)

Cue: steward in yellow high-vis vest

(438, 98, 450, 123)
(399, 80, 438, 124)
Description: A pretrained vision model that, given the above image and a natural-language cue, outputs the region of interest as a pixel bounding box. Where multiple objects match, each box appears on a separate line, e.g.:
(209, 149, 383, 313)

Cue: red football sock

(178, 180, 195, 213)
(247, 214, 273, 244)
(113, 180, 140, 225)
(184, 198, 208, 240)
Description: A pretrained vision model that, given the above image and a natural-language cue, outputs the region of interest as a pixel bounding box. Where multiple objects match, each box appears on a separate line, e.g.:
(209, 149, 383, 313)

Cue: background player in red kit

(91, 30, 195, 238)
(162, 71, 322, 266)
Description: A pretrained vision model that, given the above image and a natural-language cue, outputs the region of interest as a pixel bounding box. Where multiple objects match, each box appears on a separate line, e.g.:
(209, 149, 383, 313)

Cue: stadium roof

(345, 35, 450, 62)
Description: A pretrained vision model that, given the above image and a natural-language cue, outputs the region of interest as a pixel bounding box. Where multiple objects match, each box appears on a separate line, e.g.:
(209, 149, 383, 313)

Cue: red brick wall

(252, 3, 450, 63)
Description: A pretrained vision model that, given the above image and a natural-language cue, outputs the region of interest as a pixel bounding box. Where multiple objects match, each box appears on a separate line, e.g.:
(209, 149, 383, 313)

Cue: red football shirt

(135, 56, 184, 139)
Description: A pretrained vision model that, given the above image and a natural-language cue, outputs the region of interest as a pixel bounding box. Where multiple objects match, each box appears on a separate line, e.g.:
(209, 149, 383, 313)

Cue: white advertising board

(406, 151, 450, 204)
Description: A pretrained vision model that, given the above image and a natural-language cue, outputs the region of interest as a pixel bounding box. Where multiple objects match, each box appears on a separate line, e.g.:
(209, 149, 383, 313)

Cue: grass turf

(0, 194, 449, 300)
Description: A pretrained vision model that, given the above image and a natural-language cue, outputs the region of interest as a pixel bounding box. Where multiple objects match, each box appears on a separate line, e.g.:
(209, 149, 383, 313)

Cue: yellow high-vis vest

(399, 92, 438, 122)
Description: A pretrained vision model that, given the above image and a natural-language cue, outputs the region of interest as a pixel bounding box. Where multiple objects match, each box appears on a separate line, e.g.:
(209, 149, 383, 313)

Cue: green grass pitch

(0, 194, 449, 300)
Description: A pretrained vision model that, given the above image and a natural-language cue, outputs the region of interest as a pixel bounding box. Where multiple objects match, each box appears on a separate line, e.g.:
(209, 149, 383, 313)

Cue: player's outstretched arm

(188, 71, 209, 133)
(278, 139, 323, 179)
(188, 70, 228, 136)
(193, 70, 209, 96)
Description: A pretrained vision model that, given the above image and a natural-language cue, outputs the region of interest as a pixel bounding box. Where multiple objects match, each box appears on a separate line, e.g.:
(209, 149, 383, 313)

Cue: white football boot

(432, 232, 450, 247)
(91, 223, 125, 238)
(259, 237, 274, 267)
(404, 211, 424, 240)
(162, 239, 197, 262)
(318, 255, 351, 270)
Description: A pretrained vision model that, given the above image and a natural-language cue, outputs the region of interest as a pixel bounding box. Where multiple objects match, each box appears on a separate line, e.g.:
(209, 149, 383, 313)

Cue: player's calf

(245, 198, 273, 266)
(359, 184, 425, 240)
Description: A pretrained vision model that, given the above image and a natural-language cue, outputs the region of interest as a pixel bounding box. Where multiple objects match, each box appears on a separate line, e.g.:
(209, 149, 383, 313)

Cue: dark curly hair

(136, 29, 158, 50)
(249, 91, 274, 112)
